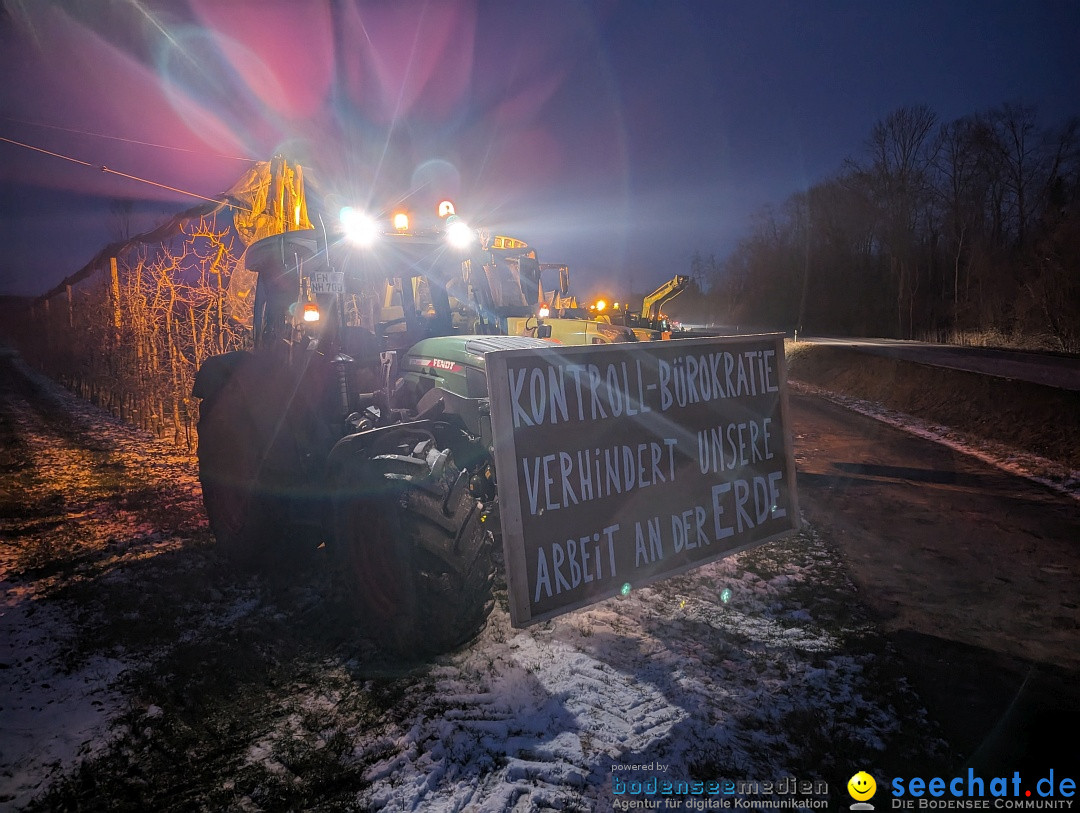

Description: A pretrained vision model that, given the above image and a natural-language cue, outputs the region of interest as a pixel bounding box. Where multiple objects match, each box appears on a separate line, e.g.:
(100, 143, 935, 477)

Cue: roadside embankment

(785, 343, 1080, 471)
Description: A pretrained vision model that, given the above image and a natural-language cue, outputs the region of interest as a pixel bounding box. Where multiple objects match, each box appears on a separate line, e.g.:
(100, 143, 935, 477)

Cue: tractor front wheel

(331, 437, 494, 658)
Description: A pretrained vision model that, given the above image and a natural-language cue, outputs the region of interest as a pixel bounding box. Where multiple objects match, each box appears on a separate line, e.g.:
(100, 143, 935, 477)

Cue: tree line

(688, 103, 1080, 350)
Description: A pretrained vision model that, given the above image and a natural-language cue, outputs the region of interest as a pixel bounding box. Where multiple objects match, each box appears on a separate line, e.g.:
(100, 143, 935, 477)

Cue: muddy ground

(1, 346, 947, 810)
(1, 342, 1077, 809)
(788, 345, 1080, 778)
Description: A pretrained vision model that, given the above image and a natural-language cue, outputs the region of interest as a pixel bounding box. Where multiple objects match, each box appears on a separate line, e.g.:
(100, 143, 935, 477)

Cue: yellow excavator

(603, 275, 690, 340)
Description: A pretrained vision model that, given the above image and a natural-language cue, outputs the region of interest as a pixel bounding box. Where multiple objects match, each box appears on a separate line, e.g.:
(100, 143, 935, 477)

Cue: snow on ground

(237, 529, 920, 811)
(0, 352, 212, 809)
(1, 352, 961, 811)
(790, 381, 1080, 500)
(0, 580, 128, 808)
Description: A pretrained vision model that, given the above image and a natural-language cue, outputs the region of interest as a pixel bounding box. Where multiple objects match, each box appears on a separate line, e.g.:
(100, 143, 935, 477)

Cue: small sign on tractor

(309, 271, 345, 294)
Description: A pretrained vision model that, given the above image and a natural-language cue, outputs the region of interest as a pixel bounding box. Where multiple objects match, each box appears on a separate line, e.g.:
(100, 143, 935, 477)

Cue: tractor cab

(241, 204, 483, 364)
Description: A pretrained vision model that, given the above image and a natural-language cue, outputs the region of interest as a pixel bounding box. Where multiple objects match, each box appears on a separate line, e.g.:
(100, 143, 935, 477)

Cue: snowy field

(0, 352, 961, 811)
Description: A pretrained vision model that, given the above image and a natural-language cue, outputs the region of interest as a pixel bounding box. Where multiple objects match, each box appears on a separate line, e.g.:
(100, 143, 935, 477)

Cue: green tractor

(192, 203, 554, 657)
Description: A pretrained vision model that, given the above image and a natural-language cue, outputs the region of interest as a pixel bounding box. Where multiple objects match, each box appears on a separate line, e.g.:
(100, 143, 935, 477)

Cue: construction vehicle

(606, 275, 690, 340)
(471, 248, 638, 344)
(192, 200, 632, 657)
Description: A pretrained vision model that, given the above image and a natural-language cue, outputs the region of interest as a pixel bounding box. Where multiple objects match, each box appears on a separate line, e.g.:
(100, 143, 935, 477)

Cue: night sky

(1, 0, 1077, 301)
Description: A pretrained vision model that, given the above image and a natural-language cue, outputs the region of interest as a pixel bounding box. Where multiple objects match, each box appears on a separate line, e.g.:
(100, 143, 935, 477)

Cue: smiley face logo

(847, 771, 877, 801)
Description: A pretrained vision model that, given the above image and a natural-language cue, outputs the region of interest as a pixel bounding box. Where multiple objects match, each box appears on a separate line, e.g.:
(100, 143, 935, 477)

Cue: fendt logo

(409, 356, 461, 372)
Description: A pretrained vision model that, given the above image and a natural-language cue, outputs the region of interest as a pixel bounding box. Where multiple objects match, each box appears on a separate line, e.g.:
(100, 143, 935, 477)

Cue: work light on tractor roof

(339, 206, 379, 246)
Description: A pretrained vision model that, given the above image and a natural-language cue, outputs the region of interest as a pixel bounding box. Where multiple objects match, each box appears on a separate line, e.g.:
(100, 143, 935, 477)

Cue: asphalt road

(791, 392, 1080, 778)
(801, 336, 1080, 391)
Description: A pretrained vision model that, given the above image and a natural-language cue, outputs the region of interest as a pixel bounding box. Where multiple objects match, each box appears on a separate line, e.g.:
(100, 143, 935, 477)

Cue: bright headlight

(445, 219, 475, 249)
(340, 206, 379, 246)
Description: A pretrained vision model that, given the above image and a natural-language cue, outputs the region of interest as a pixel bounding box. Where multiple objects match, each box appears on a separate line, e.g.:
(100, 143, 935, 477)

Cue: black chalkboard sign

(486, 333, 800, 627)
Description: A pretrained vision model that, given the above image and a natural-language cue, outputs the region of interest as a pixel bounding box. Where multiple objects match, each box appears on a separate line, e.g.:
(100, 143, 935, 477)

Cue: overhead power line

(0, 115, 255, 163)
(0, 133, 255, 212)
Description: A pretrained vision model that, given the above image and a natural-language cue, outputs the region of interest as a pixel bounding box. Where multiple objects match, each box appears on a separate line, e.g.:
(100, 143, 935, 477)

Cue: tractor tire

(331, 438, 495, 659)
(196, 381, 289, 570)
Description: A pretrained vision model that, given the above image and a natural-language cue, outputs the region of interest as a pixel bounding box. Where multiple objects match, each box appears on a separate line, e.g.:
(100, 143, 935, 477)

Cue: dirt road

(791, 393, 1080, 775)
(800, 337, 1080, 391)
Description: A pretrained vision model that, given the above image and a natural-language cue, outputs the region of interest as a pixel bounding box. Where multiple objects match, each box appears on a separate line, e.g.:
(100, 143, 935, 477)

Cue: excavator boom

(642, 275, 689, 322)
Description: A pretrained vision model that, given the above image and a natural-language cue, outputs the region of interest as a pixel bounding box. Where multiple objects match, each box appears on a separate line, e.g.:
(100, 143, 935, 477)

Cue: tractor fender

(326, 418, 481, 480)
(326, 420, 439, 473)
(192, 350, 252, 403)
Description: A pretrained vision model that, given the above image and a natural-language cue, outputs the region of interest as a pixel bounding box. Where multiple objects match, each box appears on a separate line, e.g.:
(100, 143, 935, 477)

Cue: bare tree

(861, 104, 939, 337)
(695, 101, 1078, 350)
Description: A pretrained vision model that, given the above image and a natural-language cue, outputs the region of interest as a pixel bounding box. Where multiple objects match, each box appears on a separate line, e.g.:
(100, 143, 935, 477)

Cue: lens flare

(339, 206, 379, 245)
(445, 219, 474, 248)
